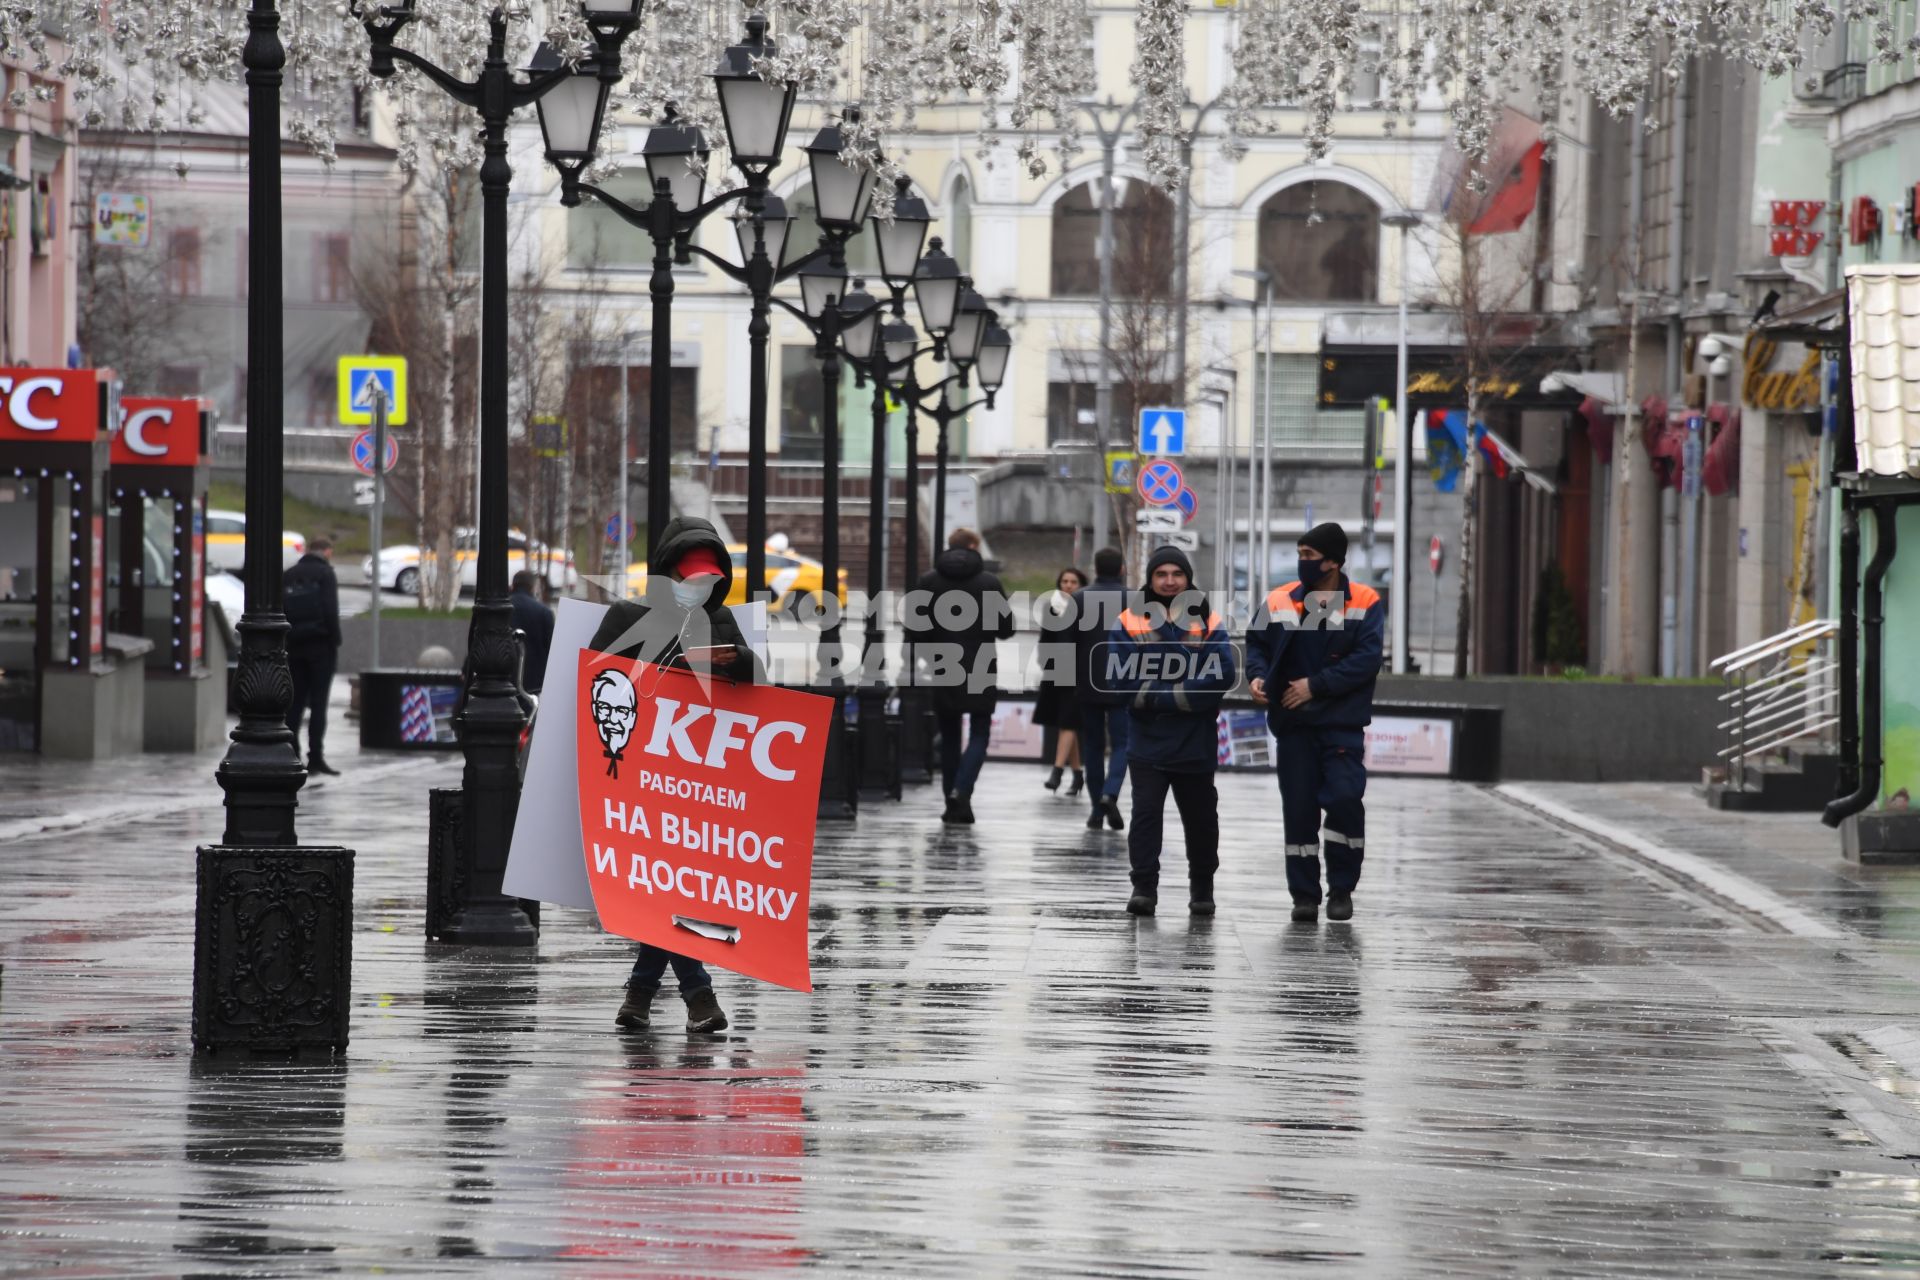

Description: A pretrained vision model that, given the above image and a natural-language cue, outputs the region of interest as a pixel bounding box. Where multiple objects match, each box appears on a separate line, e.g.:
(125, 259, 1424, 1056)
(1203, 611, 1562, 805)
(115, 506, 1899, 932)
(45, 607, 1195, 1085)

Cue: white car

(365, 528, 578, 597)
(206, 509, 307, 572)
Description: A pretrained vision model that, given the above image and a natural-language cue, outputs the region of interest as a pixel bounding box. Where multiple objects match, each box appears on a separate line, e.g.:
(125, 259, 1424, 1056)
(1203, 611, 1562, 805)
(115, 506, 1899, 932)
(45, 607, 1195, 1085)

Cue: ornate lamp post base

(193, 844, 355, 1056)
(426, 787, 540, 943)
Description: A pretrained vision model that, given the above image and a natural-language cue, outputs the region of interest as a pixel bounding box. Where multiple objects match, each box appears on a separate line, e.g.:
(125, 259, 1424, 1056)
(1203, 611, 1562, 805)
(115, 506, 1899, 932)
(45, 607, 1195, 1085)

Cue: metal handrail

(1710, 619, 1836, 673)
(1714, 620, 1838, 791)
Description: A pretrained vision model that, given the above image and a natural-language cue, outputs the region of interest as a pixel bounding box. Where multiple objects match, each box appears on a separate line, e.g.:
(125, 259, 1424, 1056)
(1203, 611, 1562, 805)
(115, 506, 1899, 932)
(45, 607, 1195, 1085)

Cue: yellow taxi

(206, 509, 307, 572)
(625, 543, 847, 613)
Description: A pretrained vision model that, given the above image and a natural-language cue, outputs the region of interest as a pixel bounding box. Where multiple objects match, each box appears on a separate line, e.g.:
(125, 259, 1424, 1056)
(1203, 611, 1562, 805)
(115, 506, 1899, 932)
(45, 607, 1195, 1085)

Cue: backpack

(285, 571, 330, 644)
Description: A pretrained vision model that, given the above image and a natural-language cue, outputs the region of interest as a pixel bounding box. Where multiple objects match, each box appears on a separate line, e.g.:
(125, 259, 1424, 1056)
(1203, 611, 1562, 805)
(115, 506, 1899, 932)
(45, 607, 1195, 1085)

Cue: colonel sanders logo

(590, 669, 637, 777)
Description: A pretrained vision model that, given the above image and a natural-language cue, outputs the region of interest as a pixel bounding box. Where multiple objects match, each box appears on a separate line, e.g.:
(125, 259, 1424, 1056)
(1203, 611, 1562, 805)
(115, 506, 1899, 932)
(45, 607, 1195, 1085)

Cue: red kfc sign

(575, 653, 834, 992)
(0, 369, 109, 444)
(113, 397, 203, 467)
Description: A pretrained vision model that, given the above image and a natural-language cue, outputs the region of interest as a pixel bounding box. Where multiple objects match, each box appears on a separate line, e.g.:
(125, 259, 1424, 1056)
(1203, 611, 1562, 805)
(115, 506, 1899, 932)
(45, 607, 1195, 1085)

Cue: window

(305, 369, 333, 428)
(948, 176, 973, 267)
(1253, 353, 1366, 459)
(1044, 378, 1169, 446)
(207, 516, 245, 537)
(567, 172, 652, 270)
(1258, 181, 1381, 303)
(167, 229, 203, 296)
(316, 234, 352, 302)
(779, 344, 827, 459)
(1050, 178, 1175, 298)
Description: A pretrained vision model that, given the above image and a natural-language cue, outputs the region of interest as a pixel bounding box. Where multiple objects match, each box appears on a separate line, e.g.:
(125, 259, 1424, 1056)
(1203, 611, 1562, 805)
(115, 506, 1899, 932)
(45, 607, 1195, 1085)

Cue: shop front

(108, 396, 225, 751)
(0, 367, 147, 757)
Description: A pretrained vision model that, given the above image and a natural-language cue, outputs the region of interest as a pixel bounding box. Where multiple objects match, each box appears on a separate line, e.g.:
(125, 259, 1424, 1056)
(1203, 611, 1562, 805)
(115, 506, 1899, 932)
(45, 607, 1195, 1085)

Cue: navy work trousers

(1127, 762, 1220, 895)
(1079, 703, 1131, 807)
(1274, 728, 1368, 904)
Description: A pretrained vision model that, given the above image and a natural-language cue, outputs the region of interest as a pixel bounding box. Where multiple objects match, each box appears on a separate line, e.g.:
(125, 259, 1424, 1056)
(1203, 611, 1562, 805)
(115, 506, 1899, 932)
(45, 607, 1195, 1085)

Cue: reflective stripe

(1323, 829, 1364, 850)
(1284, 843, 1319, 859)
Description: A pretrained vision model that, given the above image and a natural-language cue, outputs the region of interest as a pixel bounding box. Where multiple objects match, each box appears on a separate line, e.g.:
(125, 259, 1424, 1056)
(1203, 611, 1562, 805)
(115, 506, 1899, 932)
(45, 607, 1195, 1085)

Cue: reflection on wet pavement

(4, 756, 1920, 1273)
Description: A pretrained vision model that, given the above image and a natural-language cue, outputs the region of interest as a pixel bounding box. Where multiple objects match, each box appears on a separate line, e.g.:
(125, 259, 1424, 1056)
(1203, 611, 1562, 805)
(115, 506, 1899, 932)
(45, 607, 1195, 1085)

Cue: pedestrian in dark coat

(1069, 546, 1134, 832)
(1245, 521, 1383, 924)
(1103, 544, 1236, 917)
(509, 570, 556, 694)
(283, 537, 343, 775)
(588, 515, 756, 1035)
(1032, 565, 1087, 797)
(907, 527, 1014, 825)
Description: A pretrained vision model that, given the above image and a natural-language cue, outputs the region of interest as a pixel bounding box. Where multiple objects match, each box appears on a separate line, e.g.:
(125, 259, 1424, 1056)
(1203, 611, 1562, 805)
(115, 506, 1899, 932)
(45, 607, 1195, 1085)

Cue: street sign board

(1104, 449, 1137, 495)
(353, 479, 376, 507)
(350, 428, 400, 475)
(1162, 530, 1200, 551)
(1135, 506, 1181, 533)
(337, 355, 409, 426)
(1138, 406, 1186, 457)
(531, 413, 567, 459)
(1137, 459, 1184, 506)
(1171, 485, 1198, 524)
(606, 514, 635, 545)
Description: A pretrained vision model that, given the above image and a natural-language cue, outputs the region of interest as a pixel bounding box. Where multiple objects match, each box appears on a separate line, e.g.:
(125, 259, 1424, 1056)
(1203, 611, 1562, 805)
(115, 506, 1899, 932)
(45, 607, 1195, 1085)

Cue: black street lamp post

(193, 0, 355, 1056)
(539, 13, 799, 600)
(358, 0, 640, 944)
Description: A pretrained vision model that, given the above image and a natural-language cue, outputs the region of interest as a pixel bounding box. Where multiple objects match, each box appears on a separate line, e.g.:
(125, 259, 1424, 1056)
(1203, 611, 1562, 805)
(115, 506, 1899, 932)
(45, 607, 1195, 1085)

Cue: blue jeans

(628, 945, 712, 995)
(937, 709, 992, 797)
(1080, 703, 1131, 806)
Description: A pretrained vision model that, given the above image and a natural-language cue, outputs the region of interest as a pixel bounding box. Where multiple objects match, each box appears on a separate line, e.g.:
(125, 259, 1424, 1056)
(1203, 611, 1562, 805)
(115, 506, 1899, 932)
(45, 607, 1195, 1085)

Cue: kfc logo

(112, 397, 202, 467)
(591, 669, 638, 777)
(0, 369, 108, 444)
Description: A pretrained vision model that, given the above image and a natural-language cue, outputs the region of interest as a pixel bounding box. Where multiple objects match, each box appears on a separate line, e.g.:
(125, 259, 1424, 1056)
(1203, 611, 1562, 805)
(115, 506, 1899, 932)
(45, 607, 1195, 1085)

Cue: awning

(1479, 423, 1558, 494)
(1540, 370, 1624, 409)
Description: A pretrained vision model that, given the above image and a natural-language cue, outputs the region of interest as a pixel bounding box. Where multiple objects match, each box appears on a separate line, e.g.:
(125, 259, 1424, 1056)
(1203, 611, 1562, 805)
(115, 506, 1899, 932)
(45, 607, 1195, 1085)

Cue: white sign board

(941, 474, 979, 544)
(1135, 506, 1182, 533)
(1161, 530, 1200, 551)
(504, 596, 770, 908)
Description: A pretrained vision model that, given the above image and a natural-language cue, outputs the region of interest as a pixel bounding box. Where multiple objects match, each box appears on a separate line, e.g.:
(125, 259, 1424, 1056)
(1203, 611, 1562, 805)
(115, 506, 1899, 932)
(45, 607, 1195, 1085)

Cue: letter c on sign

(3, 377, 62, 432)
(750, 721, 806, 781)
(123, 407, 172, 457)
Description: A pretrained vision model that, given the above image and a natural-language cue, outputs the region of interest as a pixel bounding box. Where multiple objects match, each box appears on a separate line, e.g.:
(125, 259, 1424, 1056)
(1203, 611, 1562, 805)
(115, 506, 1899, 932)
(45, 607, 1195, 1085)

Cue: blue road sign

(1172, 485, 1198, 524)
(337, 354, 408, 425)
(1137, 459, 1184, 506)
(350, 429, 400, 475)
(606, 514, 635, 545)
(1138, 406, 1186, 457)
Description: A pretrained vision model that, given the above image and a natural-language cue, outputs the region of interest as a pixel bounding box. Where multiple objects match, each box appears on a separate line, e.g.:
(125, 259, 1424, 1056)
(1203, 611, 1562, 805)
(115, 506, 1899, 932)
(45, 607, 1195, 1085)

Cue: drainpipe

(1829, 498, 1861, 805)
(1825, 498, 1895, 828)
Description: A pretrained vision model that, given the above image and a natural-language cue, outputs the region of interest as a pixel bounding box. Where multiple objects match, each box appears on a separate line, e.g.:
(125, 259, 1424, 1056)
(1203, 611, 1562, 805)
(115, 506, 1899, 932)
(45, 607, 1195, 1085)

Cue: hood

(935, 545, 984, 582)
(648, 516, 734, 611)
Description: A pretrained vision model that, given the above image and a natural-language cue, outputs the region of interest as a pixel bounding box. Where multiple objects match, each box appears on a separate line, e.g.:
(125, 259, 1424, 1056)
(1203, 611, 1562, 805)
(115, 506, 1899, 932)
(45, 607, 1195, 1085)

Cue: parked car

(366, 528, 578, 597)
(624, 543, 847, 614)
(206, 509, 306, 572)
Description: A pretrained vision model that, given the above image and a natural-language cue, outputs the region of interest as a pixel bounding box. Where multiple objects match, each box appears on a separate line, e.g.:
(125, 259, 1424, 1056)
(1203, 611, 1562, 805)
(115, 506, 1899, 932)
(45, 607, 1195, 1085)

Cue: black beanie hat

(1300, 522, 1349, 565)
(1145, 544, 1194, 582)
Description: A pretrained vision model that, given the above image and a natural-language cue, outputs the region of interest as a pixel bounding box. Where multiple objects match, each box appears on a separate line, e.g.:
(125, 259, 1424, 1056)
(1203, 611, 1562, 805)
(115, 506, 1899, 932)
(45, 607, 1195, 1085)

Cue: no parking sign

(1137, 459, 1184, 506)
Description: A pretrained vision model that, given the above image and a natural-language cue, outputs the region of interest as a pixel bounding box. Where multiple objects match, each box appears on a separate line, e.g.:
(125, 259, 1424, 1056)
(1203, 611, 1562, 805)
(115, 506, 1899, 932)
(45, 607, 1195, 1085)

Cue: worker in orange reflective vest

(1245, 523, 1384, 924)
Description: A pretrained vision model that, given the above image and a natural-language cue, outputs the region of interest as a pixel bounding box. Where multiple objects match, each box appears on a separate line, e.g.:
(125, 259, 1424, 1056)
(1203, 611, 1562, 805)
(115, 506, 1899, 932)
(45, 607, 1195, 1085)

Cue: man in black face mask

(1245, 522, 1383, 924)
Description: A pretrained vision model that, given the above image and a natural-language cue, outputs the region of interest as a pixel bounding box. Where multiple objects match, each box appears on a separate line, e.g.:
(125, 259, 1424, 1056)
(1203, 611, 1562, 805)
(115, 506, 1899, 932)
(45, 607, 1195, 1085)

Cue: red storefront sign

(1769, 228, 1825, 258)
(575, 653, 835, 992)
(1769, 200, 1825, 229)
(112, 397, 203, 467)
(0, 369, 109, 443)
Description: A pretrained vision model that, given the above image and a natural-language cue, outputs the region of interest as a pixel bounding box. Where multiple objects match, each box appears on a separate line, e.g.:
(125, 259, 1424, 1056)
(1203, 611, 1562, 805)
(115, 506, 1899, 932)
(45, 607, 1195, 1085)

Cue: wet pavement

(7, 734, 1920, 1275)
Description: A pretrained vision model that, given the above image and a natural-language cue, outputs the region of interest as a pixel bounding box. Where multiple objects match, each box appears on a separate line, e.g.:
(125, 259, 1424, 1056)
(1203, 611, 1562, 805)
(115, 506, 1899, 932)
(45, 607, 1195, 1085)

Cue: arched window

(1258, 181, 1380, 303)
(947, 175, 973, 268)
(1050, 178, 1175, 299)
(782, 182, 880, 279)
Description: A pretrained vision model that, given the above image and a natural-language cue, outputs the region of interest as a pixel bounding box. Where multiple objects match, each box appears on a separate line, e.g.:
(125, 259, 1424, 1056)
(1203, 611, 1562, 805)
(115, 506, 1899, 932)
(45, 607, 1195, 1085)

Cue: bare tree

(75, 148, 201, 388)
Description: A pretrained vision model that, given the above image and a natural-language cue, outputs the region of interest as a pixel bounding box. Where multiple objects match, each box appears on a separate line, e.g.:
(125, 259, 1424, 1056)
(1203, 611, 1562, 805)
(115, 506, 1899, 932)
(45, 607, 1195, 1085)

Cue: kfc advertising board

(0, 369, 109, 444)
(112, 397, 203, 467)
(576, 651, 834, 992)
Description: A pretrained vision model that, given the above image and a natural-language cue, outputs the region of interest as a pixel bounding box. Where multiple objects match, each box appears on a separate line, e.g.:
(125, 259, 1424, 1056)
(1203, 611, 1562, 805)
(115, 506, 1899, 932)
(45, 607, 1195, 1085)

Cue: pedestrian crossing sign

(337, 355, 409, 426)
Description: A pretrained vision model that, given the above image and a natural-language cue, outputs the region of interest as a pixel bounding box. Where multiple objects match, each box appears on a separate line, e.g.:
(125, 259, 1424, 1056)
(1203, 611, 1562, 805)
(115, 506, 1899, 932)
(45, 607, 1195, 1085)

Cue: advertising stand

(0, 368, 147, 757)
(108, 396, 225, 751)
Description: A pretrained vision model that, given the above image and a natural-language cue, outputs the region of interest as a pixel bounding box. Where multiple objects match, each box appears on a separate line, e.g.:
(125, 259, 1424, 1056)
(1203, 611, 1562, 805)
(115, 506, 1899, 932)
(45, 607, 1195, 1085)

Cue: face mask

(1298, 558, 1332, 590)
(671, 573, 721, 609)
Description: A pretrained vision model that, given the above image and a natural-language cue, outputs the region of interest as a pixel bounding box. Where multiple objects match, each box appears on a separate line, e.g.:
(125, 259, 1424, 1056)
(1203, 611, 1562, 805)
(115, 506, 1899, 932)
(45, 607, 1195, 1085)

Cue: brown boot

(684, 987, 729, 1034)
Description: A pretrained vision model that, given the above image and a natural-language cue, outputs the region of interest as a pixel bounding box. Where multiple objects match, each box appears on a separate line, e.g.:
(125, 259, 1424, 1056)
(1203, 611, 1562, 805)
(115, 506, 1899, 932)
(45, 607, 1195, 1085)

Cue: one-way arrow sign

(1138, 406, 1185, 457)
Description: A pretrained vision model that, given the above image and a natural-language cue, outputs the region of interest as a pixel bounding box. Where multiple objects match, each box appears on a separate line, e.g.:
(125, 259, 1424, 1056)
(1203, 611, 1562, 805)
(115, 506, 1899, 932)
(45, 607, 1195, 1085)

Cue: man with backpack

(284, 536, 344, 775)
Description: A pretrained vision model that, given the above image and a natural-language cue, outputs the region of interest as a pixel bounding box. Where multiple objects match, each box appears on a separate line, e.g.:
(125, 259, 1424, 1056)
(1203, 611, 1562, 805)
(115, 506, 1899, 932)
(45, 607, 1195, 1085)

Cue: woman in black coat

(1032, 566, 1086, 795)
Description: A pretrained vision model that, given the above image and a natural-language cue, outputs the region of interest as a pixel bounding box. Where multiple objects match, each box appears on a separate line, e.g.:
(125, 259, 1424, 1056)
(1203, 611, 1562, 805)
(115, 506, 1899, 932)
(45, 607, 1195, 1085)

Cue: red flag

(1467, 140, 1547, 235)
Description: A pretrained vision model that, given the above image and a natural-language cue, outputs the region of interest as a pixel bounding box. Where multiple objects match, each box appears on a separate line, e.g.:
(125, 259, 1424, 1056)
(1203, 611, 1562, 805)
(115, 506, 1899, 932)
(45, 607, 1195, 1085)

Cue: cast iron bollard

(193, 845, 354, 1053)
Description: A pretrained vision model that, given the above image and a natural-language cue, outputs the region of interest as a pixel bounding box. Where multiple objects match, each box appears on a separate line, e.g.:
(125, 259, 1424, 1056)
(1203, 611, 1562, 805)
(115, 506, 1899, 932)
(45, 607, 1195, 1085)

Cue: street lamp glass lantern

(976, 322, 1012, 392)
(734, 193, 793, 270)
(712, 13, 797, 172)
(948, 288, 989, 364)
(882, 319, 918, 371)
(643, 110, 710, 213)
(839, 283, 880, 360)
(873, 177, 931, 286)
(583, 0, 642, 16)
(912, 236, 961, 335)
(530, 45, 610, 168)
(804, 110, 876, 230)
(799, 256, 847, 320)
